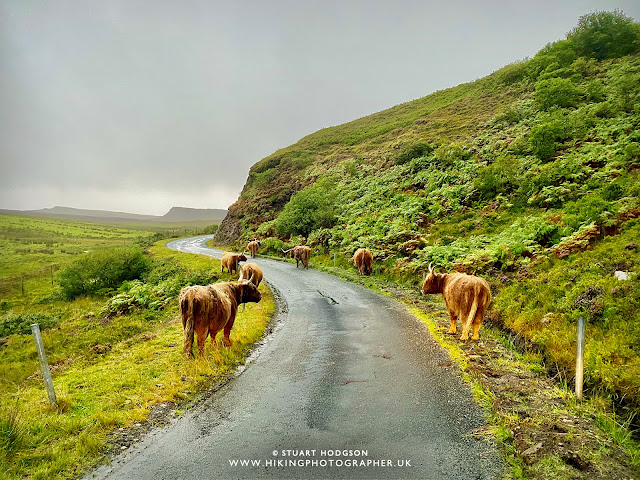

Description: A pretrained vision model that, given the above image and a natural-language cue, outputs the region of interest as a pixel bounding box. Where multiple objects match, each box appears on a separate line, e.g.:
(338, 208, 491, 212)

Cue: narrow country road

(86, 235, 501, 480)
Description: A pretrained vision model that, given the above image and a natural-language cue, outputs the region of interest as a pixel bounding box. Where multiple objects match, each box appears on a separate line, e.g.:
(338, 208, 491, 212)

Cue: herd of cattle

(179, 240, 492, 358)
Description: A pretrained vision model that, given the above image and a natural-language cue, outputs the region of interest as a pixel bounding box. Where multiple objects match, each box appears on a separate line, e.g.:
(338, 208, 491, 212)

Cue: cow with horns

(420, 263, 492, 341)
(281, 245, 311, 269)
(238, 262, 263, 288)
(179, 279, 262, 358)
(221, 252, 247, 275)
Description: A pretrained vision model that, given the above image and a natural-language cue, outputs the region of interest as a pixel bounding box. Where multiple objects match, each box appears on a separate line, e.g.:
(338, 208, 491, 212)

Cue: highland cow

(221, 252, 247, 274)
(238, 262, 263, 288)
(282, 245, 311, 269)
(179, 280, 262, 358)
(353, 248, 373, 275)
(421, 263, 492, 341)
(247, 240, 260, 258)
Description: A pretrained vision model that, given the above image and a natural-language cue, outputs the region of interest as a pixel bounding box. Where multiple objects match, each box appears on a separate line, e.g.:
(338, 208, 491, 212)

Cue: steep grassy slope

(217, 12, 640, 418)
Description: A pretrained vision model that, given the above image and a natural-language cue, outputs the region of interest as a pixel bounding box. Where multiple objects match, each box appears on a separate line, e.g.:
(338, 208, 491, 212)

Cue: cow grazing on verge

(238, 262, 263, 288)
(281, 245, 311, 269)
(353, 248, 373, 275)
(179, 280, 262, 358)
(420, 263, 492, 341)
(247, 240, 260, 258)
(221, 252, 247, 274)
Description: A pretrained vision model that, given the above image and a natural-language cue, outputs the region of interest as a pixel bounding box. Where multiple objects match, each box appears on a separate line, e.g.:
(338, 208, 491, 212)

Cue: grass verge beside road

(0, 239, 275, 480)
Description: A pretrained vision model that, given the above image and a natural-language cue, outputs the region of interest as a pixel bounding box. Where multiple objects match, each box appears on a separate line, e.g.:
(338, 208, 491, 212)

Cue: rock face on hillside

(214, 203, 242, 244)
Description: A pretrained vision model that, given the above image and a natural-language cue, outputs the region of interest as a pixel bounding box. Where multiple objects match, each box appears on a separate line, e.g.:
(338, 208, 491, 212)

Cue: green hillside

(217, 12, 640, 420)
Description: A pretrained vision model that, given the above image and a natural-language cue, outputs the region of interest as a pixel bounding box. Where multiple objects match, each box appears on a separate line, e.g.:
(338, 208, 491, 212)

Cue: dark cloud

(1, 0, 638, 214)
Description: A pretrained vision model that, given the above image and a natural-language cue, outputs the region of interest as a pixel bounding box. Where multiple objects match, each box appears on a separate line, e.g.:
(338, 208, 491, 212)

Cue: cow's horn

(428, 262, 433, 273)
(249, 271, 255, 283)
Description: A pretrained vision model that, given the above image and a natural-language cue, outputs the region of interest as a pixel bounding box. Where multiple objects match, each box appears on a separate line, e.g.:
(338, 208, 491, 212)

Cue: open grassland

(0, 225, 275, 480)
(0, 214, 155, 296)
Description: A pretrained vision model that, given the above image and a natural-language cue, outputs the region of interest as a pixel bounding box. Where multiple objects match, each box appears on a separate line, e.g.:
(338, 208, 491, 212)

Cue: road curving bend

(86, 235, 501, 480)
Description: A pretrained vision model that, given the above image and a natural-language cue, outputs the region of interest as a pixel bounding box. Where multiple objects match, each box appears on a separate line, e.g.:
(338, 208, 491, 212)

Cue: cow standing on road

(282, 246, 311, 269)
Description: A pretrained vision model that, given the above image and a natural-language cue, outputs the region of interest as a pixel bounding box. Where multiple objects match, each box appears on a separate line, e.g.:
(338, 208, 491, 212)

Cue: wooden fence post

(31, 323, 57, 407)
(575, 316, 586, 400)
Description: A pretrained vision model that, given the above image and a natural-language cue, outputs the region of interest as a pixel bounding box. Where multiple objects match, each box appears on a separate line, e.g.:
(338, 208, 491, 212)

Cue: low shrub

(0, 313, 59, 336)
(58, 246, 151, 299)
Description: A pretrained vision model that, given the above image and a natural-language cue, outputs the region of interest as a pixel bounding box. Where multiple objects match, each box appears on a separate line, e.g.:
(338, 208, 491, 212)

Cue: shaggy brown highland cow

(247, 240, 260, 258)
(179, 280, 262, 358)
(221, 252, 247, 274)
(352, 248, 373, 275)
(281, 245, 311, 269)
(238, 262, 263, 288)
(421, 263, 492, 341)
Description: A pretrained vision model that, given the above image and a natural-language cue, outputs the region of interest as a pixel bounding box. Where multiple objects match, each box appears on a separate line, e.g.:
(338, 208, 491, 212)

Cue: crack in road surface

(85, 235, 501, 480)
(317, 289, 339, 304)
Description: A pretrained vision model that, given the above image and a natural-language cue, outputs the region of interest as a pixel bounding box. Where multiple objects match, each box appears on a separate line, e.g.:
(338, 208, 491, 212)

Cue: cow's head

(238, 280, 262, 304)
(421, 263, 441, 294)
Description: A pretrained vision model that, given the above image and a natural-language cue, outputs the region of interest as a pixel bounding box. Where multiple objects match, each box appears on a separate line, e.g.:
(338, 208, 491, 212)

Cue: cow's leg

(183, 327, 194, 359)
(196, 325, 208, 357)
(460, 315, 474, 341)
(447, 313, 457, 335)
(471, 309, 484, 341)
(223, 315, 236, 347)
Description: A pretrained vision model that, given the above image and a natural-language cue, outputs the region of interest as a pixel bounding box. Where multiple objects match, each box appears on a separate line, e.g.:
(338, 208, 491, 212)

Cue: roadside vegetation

(0, 216, 272, 480)
(216, 10, 640, 478)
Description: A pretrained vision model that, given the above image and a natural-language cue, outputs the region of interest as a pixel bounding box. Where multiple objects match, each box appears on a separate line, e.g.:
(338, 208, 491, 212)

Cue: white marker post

(575, 316, 586, 400)
(31, 323, 57, 407)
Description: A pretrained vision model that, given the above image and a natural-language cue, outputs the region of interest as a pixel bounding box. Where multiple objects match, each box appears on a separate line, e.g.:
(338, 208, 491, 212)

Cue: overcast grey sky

(2, 1, 639, 215)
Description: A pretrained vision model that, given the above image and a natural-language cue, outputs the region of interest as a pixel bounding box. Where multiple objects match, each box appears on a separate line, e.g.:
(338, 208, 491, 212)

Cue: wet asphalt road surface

(86, 236, 500, 480)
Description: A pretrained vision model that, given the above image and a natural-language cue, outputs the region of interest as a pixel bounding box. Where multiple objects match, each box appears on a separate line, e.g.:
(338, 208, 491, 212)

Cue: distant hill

(161, 206, 227, 222)
(0, 206, 227, 224)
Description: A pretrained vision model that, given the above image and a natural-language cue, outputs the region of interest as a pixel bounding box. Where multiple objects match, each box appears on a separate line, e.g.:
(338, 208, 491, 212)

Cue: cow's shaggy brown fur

(247, 240, 260, 258)
(238, 262, 263, 288)
(221, 252, 247, 274)
(282, 246, 311, 269)
(179, 280, 262, 358)
(352, 248, 373, 275)
(421, 264, 492, 341)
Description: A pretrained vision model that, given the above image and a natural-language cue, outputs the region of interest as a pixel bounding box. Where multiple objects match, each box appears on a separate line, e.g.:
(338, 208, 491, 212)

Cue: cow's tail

(462, 295, 479, 340)
(181, 293, 198, 358)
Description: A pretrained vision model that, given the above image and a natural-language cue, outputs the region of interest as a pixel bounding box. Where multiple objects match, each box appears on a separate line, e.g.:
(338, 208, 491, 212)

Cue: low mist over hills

(0, 206, 227, 224)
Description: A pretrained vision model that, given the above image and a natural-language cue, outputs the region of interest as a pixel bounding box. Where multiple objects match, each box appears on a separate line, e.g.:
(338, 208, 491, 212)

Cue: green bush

(395, 142, 435, 165)
(58, 246, 151, 299)
(534, 77, 581, 110)
(275, 178, 337, 238)
(473, 155, 520, 200)
(260, 237, 286, 255)
(567, 10, 640, 60)
(0, 313, 59, 336)
(493, 60, 529, 85)
(529, 120, 567, 160)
